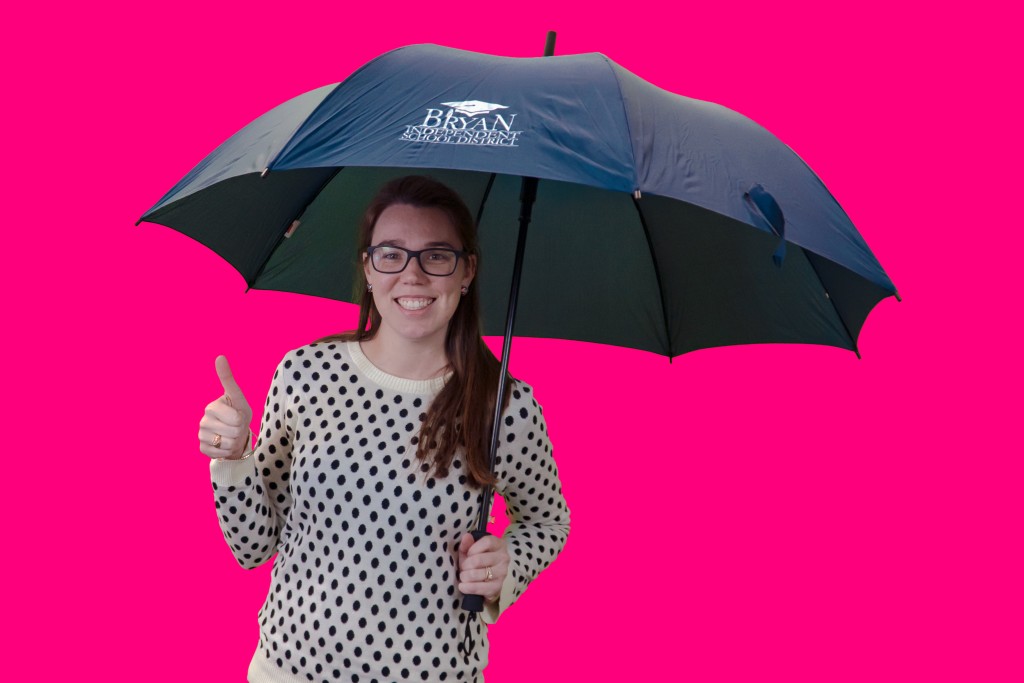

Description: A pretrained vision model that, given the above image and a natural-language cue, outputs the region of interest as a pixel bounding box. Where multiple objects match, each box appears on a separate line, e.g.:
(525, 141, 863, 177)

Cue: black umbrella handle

(459, 529, 492, 613)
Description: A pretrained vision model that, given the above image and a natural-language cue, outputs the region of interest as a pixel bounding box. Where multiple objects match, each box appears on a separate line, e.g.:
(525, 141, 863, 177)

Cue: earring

(460, 286, 467, 296)
(367, 283, 373, 292)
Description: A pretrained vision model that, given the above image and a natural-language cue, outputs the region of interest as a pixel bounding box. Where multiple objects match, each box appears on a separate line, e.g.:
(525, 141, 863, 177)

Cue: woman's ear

(462, 254, 477, 290)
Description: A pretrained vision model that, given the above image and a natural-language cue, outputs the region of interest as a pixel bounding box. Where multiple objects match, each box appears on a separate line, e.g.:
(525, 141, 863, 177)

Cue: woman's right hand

(198, 355, 253, 460)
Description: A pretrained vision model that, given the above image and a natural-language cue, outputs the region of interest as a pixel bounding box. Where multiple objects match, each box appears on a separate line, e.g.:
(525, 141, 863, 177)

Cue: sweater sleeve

(209, 353, 296, 569)
(482, 381, 570, 624)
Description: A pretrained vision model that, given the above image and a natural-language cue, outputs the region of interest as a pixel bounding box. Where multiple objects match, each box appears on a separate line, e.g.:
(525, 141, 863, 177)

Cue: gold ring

(213, 433, 223, 449)
(485, 566, 493, 581)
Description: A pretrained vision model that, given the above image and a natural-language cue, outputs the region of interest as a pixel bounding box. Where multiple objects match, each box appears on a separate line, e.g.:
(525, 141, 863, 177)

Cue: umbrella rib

(802, 251, 862, 359)
(474, 173, 497, 227)
(245, 167, 345, 291)
(598, 55, 640, 190)
(631, 197, 674, 360)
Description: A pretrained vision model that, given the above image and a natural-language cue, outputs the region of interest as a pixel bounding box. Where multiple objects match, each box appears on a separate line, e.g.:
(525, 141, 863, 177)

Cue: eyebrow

(376, 239, 460, 249)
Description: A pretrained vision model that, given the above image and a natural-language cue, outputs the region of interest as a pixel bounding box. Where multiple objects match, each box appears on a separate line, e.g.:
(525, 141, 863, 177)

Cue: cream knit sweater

(210, 341, 570, 682)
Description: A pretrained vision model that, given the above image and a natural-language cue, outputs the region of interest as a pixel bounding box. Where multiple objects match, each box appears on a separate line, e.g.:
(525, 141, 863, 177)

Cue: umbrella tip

(894, 291, 903, 303)
(544, 31, 557, 57)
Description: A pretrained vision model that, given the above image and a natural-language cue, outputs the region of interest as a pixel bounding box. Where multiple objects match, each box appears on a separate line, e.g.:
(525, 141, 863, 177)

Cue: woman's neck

(359, 333, 450, 380)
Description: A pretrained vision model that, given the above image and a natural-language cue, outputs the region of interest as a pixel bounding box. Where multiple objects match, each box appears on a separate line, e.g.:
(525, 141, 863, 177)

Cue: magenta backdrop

(4, 2, 1020, 681)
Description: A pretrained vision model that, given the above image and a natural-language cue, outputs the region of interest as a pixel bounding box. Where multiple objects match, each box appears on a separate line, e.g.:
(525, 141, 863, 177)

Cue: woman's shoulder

(508, 377, 538, 399)
(500, 379, 553, 463)
(273, 339, 358, 373)
(505, 377, 546, 422)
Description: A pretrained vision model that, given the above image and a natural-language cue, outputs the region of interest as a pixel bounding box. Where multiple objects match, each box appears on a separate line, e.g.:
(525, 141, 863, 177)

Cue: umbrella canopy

(140, 43, 897, 359)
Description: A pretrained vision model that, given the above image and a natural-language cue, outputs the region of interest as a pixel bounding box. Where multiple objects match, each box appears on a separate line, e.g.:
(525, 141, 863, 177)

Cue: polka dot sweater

(210, 341, 570, 683)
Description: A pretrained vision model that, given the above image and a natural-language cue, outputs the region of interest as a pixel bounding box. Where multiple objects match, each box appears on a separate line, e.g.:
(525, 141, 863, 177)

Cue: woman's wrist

(215, 429, 255, 462)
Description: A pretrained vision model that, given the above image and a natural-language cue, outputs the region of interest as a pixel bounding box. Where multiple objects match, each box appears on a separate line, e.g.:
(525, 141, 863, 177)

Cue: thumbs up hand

(198, 355, 254, 460)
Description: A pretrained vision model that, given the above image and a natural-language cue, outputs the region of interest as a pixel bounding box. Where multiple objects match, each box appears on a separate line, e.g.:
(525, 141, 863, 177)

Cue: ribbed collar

(346, 341, 451, 395)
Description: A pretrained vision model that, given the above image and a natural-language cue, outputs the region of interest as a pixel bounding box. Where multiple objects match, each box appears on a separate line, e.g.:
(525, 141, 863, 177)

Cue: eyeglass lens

(372, 247, 458, 275)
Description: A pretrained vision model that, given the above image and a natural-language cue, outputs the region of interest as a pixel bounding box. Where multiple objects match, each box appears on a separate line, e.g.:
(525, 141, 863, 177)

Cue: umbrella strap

(460, 617, 476, 663)
(459, 528, 490, 662)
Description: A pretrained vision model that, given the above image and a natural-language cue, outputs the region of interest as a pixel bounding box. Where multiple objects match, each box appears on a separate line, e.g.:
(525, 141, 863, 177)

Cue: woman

(197, 175, 570, 683)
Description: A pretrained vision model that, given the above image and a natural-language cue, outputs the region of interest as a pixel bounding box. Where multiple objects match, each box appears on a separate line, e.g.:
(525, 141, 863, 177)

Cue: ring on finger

(213, 433, 223, 449)
(485, 566, 493, 581)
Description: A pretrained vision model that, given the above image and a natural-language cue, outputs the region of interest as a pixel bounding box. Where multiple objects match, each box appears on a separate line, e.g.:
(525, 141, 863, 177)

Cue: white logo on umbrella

(399, 100, 522, 147)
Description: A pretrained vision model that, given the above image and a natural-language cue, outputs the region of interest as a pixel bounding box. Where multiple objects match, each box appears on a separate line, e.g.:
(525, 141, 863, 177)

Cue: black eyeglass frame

(366, 245, 468, 277)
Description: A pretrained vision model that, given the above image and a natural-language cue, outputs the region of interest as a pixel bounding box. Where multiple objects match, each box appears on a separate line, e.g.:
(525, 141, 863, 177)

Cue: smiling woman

(197, 175, 570, 683)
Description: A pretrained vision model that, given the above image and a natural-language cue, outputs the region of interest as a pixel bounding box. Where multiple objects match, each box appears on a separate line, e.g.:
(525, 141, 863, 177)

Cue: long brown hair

(318, 175, 509, 488)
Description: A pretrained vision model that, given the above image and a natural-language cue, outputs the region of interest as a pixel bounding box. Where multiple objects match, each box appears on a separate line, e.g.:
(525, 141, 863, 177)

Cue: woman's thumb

(215, 355, 247, 408)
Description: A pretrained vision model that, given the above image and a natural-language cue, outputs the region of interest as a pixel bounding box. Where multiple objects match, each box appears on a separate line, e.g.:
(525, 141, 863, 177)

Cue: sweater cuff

(479, 563, 517, 625)
(210, 455, 258, 489)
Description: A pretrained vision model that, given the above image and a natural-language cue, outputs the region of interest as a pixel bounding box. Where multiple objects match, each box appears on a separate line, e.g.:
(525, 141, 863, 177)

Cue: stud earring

(460, 286, 467, 296)
(367, 283, 373, 292)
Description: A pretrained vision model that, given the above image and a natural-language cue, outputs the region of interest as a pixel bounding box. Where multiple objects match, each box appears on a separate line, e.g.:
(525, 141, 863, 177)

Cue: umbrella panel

(639, 194, 869, 355)
(144, 168, 337, 282)
(478, 176, 669, 355)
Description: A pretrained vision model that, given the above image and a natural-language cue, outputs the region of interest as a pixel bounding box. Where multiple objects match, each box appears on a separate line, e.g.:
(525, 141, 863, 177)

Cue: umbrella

(138, 35, 898, 612)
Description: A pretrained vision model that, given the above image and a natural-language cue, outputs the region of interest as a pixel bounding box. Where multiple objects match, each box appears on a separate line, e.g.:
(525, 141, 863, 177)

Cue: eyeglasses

(366, 245, 467, 276)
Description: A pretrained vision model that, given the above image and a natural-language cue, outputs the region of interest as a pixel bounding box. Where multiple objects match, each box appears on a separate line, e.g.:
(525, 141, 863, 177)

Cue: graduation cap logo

(440, 101, 509, 117)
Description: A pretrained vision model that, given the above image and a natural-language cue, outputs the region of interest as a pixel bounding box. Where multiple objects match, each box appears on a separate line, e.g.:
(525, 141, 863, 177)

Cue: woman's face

(363, 203, 476, 349)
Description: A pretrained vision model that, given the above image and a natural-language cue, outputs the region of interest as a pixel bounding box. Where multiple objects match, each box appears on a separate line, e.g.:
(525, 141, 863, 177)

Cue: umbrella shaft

(475, 176, 539, 532)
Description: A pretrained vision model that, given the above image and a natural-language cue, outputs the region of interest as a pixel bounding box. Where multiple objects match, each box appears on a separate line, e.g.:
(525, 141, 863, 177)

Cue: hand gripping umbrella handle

(460, 529, 491, 613)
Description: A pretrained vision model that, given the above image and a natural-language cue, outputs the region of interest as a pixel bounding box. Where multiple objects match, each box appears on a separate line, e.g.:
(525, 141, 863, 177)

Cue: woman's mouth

(395, 297, 436, 311)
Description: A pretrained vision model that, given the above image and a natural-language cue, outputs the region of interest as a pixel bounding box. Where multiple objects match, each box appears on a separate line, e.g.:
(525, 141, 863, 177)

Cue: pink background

(4, 1, 1020, 681)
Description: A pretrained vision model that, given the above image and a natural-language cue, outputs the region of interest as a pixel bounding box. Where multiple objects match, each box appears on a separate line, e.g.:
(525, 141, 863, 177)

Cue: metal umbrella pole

(460, 31, 555, 616)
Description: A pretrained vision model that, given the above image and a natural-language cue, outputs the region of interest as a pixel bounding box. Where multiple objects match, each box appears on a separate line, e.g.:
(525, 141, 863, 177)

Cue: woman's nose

(401, 255, 430, 281)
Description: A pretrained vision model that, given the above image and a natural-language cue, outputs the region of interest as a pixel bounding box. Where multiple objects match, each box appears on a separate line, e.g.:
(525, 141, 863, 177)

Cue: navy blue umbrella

(140, 36, 898, 612)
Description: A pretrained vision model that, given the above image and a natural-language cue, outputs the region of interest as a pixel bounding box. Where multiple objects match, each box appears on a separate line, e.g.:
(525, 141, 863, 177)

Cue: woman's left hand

(457, 532, 509, 603)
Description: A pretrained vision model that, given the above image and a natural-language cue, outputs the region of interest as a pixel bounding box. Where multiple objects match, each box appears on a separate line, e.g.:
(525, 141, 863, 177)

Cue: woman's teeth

(396, 297, 435, 311)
